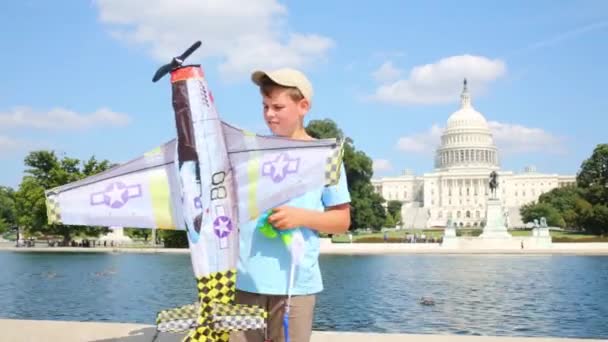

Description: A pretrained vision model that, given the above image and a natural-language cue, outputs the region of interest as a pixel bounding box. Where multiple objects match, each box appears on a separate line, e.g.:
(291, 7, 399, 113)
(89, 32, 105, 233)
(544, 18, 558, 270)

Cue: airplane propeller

(152, 41, 202, 82)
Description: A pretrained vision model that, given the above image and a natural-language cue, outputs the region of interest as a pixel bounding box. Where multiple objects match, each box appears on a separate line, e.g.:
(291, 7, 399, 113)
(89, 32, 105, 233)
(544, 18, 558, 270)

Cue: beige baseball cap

(251, 68, 313, 102)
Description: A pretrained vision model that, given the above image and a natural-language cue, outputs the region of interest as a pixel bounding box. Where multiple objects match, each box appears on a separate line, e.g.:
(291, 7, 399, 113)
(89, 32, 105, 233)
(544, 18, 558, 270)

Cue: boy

(231, 68, 351, 342)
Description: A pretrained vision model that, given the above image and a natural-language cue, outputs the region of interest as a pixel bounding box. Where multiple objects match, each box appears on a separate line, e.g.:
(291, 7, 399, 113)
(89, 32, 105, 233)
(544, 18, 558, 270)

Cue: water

(0, 252, 607, 339)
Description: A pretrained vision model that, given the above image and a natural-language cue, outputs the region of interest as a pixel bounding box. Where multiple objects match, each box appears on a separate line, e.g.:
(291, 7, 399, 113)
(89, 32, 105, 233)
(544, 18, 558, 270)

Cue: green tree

(577, 144, 608, 189)
(577, 143, 608, 205)
(384, 211, 396, 228)
(537, 186, 586, 229)
(387, 200, 403, 226)
(520, 202, 565, 228)
(581, 204, 608, 235)
(523, 144, 608, 234)
(15, 151, 114, 243)
(306, 119, 385, 230)
(161, 230, 188, 248)
(0, 217, 9, 235)
(0, 186, 16, 233)
(125, 228, 151, 242)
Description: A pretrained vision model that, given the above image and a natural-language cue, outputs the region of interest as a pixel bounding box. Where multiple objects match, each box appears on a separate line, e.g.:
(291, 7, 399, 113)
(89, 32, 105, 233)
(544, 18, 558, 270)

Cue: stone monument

(480, 171, 512, 239)
(441, 218, 459, 248)
(530, 216, 552, 247)
(99, 226, 133, 245)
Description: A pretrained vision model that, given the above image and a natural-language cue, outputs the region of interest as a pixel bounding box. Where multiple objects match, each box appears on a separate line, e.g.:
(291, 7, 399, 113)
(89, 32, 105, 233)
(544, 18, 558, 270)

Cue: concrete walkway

(1, 319, 606, 342)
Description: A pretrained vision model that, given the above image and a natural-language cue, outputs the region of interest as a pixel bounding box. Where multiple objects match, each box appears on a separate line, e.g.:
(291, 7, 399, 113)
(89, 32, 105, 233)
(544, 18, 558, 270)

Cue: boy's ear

(298, 98, 310, 114)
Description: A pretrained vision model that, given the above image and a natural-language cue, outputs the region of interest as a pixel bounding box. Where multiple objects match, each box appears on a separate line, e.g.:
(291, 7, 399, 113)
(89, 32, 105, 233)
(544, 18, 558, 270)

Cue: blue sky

(1, 0, 607, 189)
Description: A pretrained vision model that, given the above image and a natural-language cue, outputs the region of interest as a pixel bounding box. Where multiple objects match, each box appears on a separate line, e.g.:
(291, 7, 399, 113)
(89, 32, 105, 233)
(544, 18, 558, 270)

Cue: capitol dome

(435, 79, 499, 170)
(446, 83, 488, 130)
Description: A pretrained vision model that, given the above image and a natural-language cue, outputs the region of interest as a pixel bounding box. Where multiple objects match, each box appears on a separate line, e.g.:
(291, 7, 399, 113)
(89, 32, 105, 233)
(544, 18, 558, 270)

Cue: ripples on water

(0, 252, 607, 338)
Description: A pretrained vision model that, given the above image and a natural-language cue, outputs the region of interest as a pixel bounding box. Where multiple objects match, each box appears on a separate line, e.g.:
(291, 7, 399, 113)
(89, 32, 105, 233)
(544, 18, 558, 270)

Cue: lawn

(330, 228, 608, 243)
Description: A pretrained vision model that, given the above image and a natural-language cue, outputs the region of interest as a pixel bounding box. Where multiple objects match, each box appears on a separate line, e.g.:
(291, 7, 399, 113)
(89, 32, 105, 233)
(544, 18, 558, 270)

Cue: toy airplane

(44, 41, 345, 342)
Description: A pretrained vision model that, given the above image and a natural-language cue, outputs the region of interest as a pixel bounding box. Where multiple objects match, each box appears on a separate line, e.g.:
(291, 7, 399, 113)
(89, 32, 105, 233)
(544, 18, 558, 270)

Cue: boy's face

(262, 87, 309, 137)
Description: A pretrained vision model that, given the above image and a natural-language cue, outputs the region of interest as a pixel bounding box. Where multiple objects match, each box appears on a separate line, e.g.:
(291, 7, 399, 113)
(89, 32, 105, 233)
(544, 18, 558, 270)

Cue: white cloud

(370, 55, 506, 105)
(0, 107, 130, 130)
(95, 0, 334, 80)
(373, 159, 393, 173)
(396, 124, 443, 153)
(395, 122, 564, 155)
(372, 61, 403, 83)
(488, 121, 565, 154)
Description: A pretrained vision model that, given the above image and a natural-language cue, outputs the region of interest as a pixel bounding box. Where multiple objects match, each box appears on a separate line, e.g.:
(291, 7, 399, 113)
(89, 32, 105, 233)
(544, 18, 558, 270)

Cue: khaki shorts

(229, 290, 316, 342)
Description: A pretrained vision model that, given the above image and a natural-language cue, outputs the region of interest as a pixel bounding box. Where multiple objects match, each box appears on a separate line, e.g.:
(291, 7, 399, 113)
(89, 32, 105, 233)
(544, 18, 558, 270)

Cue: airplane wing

(44, 123, 345, 230)
(222, 122, 344, 223)
(44, 139, 185, 230)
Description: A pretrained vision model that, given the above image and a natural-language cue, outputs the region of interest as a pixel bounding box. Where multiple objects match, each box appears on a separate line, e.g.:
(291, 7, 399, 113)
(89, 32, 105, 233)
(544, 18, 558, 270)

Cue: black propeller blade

(152, 41, 202, 83)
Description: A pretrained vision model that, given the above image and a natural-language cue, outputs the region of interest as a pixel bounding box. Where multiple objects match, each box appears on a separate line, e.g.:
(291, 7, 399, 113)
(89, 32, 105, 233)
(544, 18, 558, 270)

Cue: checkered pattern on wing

(324, 139, 345, 186)
(212, 316, 265, 331)
(157, 318, 196, 333)
(156, 303, 198, 332)
(46, 192, 62, 224)
(159, 269, 268, 342)
(210, 302, 267, 331)
(211, 303, 267, 318)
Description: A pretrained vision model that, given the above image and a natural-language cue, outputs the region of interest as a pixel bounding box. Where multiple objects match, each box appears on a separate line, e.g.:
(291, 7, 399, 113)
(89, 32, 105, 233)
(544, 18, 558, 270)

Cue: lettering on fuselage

(210, 171, 227, 200)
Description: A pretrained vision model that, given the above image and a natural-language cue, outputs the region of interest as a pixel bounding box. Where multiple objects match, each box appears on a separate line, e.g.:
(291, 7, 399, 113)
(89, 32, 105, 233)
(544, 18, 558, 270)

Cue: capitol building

(371, 80, 576, 229)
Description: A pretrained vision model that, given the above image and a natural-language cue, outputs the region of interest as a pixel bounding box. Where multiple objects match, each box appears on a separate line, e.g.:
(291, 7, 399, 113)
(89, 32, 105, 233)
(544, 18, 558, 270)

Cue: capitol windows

(457, 211, 461, 218)
(466, 211, 471, 218)
(476, 211, 480, 218)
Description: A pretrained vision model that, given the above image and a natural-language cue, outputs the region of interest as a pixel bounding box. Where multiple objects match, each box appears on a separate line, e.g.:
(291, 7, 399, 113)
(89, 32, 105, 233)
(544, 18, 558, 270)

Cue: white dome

(434, 79, 499, 170)
(446, 106, 488, 130)
(446, 79, 489, 130)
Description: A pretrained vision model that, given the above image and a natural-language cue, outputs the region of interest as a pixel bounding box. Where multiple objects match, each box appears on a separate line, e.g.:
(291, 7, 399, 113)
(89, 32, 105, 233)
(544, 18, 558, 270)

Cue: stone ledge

(0, 319, 606, 342)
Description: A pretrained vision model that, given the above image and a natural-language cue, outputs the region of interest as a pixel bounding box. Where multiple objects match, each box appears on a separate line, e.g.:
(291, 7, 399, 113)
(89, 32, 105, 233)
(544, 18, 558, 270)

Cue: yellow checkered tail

(156, 269, 267, 342)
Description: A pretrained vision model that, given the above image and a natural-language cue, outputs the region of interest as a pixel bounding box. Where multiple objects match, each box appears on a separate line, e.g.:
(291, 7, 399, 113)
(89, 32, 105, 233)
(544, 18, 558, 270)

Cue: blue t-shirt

(236, 165, 350, 295)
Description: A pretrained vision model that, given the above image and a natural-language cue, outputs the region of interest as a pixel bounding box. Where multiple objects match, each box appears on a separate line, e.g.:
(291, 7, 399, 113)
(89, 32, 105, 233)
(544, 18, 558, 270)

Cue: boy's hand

(267, 206, 308, 230)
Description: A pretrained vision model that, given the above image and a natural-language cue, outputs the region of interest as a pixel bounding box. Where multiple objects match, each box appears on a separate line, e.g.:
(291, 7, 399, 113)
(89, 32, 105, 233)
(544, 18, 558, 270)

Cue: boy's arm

(268, 164, 351, 233)
(269, 204, 351, 234)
